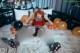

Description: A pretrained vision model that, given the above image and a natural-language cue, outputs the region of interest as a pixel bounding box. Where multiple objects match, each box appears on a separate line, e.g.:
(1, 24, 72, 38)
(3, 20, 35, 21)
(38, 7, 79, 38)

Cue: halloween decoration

(57, 21, 67, 30)
(14, 21, 23, 29)
(48, 42, 61, 52)
(72, 27, 80, 36)
(54, 18, 62, 27)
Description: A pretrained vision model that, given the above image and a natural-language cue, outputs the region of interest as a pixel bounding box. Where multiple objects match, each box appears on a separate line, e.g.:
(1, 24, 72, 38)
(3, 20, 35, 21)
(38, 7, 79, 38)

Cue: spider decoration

(48, 42, 61, 52)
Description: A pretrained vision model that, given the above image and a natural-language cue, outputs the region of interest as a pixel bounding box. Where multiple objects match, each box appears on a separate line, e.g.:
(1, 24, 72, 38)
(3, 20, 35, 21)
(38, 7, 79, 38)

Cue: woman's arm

(26, 12, 34, 24)
(44, 14, 57, 30)
(44, 14, 53, 25)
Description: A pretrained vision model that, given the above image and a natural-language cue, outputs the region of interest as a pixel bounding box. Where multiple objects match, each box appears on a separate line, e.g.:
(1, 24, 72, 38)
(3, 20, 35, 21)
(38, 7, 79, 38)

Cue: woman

(27, 9, 54, 36)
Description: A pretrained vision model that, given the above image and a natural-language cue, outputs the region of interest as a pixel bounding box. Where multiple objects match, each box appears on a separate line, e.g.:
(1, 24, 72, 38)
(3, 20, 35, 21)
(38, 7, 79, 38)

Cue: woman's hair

(32, 10, 46, 26)
(34, 10, 44, 18)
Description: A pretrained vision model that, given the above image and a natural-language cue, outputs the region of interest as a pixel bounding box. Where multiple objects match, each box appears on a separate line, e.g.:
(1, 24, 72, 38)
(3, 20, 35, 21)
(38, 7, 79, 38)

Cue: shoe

(33, 33, 37, 36)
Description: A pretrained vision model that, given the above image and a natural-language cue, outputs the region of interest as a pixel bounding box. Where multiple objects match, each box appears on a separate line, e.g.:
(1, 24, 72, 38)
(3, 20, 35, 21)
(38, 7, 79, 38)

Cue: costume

(27, 10, 52, 36)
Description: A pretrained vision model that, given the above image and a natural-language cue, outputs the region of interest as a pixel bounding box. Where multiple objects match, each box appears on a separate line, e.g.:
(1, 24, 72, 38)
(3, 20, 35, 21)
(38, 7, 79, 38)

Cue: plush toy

(27, 9, 55, 36)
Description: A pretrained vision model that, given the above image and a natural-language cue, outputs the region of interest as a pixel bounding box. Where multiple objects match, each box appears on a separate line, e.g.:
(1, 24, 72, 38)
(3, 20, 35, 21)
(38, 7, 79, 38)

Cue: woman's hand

(44, 14, 49, 20)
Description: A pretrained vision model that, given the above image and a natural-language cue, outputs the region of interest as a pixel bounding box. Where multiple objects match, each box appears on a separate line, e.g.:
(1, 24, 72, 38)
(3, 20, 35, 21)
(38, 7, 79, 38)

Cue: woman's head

(34, 10, 44, 18)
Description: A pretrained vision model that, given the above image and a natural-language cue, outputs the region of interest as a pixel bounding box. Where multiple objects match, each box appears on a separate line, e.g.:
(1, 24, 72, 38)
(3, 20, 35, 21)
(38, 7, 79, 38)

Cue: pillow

(42, 9, 53, 15)
(14, 9, 33, 20)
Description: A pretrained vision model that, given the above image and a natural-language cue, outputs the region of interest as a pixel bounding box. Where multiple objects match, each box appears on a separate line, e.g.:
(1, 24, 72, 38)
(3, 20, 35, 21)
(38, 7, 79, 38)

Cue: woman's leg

(33, 27, 40, 36)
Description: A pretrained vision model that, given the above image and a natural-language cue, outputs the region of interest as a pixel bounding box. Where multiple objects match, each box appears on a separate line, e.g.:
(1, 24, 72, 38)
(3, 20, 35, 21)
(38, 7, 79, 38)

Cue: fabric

(17, 37, 50, 53)
(0, 25, 15, 39)
(44, 14, 49, 20)
(0, 38, 16, 53)
(34, 21, 43, 26)
(42, 9, 53, 15)
(14, 9, 33, 20)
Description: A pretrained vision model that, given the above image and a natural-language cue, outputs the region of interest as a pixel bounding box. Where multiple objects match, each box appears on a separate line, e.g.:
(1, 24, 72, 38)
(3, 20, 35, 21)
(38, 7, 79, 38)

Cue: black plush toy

(48, 42, 61, 52)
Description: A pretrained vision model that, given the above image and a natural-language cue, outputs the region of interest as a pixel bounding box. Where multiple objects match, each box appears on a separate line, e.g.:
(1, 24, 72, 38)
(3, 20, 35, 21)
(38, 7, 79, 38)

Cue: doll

(27, 9, 54, 36)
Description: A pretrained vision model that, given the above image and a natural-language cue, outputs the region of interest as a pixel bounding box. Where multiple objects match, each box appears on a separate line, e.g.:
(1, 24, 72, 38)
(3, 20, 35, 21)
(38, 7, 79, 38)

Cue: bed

(0, 24, 80, 53)
(16, 25, 80, 53)
(0, 8, 80, 53)
(14, 8, 80, 53)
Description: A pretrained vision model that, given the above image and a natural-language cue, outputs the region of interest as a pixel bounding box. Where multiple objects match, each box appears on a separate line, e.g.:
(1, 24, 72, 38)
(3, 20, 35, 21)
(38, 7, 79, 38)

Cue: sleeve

(44, 14, 49, 20)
